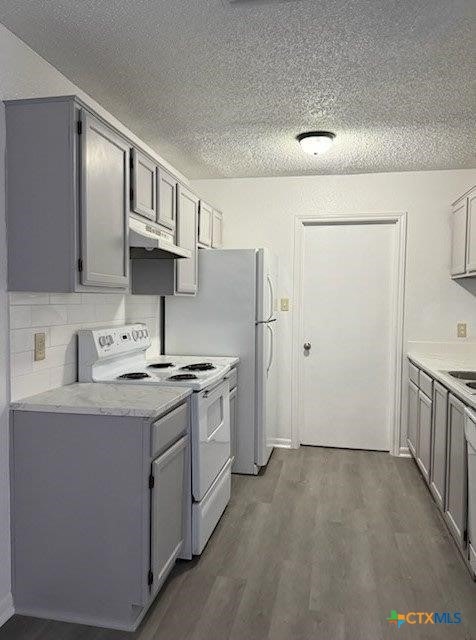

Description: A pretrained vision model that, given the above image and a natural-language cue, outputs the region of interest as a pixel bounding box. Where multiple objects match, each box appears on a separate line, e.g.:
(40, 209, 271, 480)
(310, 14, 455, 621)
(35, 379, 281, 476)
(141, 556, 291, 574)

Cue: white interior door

(299, 221, 397, 451)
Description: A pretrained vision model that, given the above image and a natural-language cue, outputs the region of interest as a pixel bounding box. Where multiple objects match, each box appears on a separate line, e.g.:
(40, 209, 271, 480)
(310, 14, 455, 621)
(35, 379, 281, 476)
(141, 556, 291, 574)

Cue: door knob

(303, 342, 311, 351)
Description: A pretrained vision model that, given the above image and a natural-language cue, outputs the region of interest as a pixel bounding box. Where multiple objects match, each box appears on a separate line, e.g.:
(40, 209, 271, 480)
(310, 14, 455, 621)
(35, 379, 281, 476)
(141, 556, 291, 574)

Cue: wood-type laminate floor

(1, 447, 475, 639)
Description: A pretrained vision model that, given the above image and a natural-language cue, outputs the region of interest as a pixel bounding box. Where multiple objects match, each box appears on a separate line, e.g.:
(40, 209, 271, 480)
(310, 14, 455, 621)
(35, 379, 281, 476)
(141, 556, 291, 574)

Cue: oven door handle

(203, 379, 228, 398)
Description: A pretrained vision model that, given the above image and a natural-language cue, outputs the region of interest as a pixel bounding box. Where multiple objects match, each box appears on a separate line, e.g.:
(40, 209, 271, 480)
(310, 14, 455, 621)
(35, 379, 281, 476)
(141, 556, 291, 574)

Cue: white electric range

(78, 323, 237, 555)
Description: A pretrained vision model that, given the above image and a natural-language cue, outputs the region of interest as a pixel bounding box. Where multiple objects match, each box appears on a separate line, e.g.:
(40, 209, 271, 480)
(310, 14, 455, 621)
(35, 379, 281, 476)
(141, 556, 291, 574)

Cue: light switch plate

(280, 298, 290, 312)
(457, 322, 467, 338)
(34, 332, 46, 361)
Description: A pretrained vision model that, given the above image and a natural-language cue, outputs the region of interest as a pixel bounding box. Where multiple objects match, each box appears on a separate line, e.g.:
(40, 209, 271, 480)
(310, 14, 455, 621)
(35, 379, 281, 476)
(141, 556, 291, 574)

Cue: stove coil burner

(167, 373, 198, 381)
(180, 362, 216, 372)
(148, 363, 175, 369)
(117, 372, 151, 380)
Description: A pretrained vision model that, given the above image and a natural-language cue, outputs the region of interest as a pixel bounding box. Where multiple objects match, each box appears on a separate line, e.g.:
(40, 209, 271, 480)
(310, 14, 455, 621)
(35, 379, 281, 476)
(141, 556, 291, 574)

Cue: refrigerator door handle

(266, 322, 274, 375)
(267, 274, 275, 321)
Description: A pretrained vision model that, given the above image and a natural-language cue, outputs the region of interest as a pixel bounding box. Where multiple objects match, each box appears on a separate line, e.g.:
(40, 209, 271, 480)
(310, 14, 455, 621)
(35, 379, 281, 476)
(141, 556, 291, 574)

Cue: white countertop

(407, 347, 476, 411)
(10, 383, 192, 419)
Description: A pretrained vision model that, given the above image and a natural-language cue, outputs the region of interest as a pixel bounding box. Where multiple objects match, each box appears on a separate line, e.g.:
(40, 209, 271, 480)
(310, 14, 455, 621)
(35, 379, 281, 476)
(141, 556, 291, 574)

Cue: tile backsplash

(9, 292, 161, 400)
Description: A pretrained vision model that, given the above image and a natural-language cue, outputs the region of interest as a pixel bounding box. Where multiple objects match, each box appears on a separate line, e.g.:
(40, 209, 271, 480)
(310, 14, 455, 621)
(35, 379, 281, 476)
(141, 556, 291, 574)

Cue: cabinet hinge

(148, 474, 155, 489)
(147, 570, 154, 586)
(78, 258, 83, 272)
(77, 120, 82, 135)
(129, 155, 134, 169)
(463, 529, 468, 543)
(130, 186, 134, 202)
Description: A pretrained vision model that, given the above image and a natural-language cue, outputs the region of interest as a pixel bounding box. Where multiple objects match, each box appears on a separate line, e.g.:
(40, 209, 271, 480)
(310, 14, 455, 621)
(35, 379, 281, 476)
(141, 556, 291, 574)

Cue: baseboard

(0, 593, 14, 628)
(13, 605, 140, 632)
(270, 438, 292, 449)
(398, 446, 411, 457)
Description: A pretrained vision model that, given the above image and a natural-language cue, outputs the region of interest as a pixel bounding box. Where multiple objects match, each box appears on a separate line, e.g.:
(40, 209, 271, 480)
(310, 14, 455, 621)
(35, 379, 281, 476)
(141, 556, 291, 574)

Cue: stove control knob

(144, 329, 149, 337)
(132, 330, 139, 341)
(99, 336, 107, 347)
(106, 335, 114, 345)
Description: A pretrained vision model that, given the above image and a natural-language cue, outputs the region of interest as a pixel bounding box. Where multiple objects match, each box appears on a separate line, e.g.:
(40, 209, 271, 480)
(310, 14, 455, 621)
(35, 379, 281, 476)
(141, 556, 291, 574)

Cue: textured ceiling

(0, 0, 474, 178)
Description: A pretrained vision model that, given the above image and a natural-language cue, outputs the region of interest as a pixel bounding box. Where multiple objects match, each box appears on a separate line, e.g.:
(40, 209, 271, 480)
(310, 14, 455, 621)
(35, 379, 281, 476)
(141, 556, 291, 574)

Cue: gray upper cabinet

(131, 148, 156, 221)
(80, 112, 129, 288)
(212, 209, 224, 248)
(407, 379, 419, 458)
(445, 394, 467, 549)
(5, 96, 129, 292)
(176, 185, 199, 295)
(466, 189, 476, 273)
(430, 381, 448, 511)
(157, 168, 177, 231)
(198, 201, 213, 247)
(451, 186, 476, 278)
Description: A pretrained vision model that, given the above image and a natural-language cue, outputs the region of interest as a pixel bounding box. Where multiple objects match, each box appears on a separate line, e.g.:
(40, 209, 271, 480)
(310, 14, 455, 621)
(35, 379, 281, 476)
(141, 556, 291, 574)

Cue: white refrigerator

(165, 248, 278, 475)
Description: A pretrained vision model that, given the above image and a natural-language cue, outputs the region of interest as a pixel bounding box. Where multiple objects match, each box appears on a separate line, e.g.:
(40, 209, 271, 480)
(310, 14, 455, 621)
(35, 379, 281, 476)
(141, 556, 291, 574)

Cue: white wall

(193, 169, 476, 445)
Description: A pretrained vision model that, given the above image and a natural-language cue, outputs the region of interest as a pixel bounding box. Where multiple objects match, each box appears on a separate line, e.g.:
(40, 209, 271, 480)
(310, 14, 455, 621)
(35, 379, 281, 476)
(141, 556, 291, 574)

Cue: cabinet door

(416, 390, 432, 483)
(157, 168, 176, 231)
(150, 435, 188, 593)
(445, 394, 467, 548)
(131, 149, 156, 221)
(212, 210, 223, 248)
(430, 381, 448, 511)
(466, 190, 476, 272)
(80, 112, 129, 288)
(198, 201, 213, 247)
(176, 185, 198, 294)
(407, 380, 419, 458)
(230, 386, 237, 464)
(451, 199, 468, 276)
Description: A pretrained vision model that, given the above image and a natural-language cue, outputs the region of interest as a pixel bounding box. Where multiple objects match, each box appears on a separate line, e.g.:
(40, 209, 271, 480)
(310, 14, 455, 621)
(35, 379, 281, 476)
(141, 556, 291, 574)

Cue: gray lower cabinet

(430, 381, 448, 510)
(11, 403, 190, 631)
(176, 185, 199, 294)
(150, 435, 188, 594)
(5, 96, 130, 292)
(407, 379, 419, 457)
(444, 394, 468, 549)
(416, 390, 432, 483)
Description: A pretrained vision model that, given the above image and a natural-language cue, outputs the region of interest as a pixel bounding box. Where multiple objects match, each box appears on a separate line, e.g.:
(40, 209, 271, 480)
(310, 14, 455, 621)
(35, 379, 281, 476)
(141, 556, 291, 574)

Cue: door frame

(291, 213, 407, 456)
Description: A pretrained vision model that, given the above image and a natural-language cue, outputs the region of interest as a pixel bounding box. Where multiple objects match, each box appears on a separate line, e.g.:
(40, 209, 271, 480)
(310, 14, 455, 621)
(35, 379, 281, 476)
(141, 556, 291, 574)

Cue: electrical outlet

(280, 298, 290, 312)
(34, 332, 46, 361)
(457, 323, 467, 339)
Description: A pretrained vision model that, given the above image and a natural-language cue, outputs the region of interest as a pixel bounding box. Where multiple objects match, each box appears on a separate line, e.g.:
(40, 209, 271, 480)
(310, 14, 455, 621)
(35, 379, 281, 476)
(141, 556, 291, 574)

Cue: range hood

(129, 217, 191, 259)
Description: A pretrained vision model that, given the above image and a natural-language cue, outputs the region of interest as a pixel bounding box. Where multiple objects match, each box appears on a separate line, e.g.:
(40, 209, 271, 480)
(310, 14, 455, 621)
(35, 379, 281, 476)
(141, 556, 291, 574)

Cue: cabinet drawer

(226, 367, 238, 391)
(151, 402, 188, 459)
(408, 361, 420, 386)
(419, 370, 433, 398)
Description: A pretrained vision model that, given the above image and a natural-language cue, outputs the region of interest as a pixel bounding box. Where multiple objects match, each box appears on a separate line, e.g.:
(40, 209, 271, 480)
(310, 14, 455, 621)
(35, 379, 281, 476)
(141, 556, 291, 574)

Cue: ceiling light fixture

(297, 131, 336, 155)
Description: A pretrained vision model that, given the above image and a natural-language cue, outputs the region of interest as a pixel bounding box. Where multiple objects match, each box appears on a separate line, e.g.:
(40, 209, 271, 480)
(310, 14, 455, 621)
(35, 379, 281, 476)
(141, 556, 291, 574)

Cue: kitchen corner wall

(0, 21, 178, 626)
(193, 169, 476, 448)
(9, 293, 161, 401)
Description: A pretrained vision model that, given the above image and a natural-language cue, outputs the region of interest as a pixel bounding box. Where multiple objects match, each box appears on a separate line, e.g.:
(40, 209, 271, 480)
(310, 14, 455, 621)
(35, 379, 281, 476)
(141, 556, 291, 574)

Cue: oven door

(192, 379, 230, 501)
